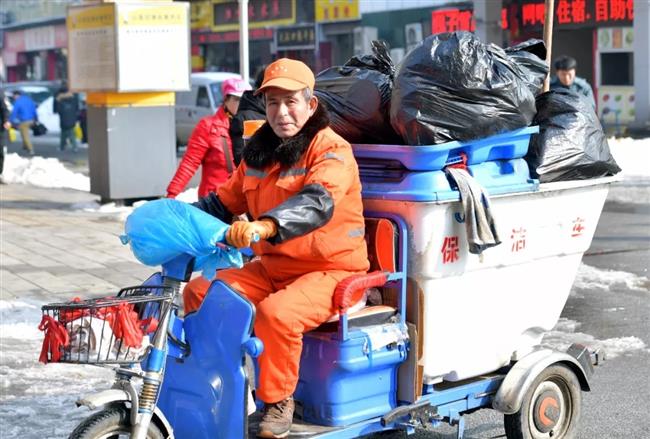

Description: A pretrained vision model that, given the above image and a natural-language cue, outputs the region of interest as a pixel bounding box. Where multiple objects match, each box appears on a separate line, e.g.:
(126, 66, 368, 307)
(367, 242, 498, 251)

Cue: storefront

(316, 0, 360, 69)
(503, 0, 635, 126)
(2, 18, 67, 82)
(190, 0, 296, 75)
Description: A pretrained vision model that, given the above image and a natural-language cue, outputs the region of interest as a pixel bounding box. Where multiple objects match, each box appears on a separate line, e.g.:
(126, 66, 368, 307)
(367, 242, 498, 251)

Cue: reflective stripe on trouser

(183, 261, 360, 403)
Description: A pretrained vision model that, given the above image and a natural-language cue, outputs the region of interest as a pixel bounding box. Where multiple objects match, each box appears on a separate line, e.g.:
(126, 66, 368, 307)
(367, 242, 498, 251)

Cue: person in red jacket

(166, 77, 252, 198)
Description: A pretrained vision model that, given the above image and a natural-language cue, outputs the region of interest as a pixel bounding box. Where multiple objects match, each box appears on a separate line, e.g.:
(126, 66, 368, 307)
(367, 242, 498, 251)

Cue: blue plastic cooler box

(352, 126, 539, 171)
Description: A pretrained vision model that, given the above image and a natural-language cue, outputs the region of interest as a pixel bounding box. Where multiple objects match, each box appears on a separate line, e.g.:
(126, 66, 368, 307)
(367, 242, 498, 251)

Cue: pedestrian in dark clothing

(229, 68, 267, 165)
(9, 90, 37, 155)
(53, 84, 80, 151)
(550, 55, 596, 108)
(0, 89, 10, 182)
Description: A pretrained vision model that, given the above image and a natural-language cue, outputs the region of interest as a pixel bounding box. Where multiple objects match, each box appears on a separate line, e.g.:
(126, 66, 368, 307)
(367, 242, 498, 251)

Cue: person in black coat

(229, 67, 267, 165)
(53, 83, 80, 151)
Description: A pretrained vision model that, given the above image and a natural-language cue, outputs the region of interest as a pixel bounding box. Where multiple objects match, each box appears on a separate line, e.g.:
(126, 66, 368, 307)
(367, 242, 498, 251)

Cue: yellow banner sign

(67, 4, 115, 31)
(191, 0, 212, 30)
(119, 4, 187, 26)
(315, 0, 359, 23)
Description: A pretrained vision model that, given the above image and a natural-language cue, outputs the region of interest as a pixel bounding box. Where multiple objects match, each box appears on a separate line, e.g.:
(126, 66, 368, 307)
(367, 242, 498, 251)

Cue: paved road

(1, 135, 648, 438)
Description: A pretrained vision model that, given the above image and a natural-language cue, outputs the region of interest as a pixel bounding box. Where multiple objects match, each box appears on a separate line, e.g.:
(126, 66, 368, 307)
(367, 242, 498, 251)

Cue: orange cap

(254, 58, 315, 96)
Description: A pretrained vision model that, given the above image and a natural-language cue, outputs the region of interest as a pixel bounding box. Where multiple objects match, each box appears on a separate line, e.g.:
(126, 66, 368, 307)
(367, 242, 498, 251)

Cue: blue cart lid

(353, 126, 539, 172)
(360, 158, 539, 202)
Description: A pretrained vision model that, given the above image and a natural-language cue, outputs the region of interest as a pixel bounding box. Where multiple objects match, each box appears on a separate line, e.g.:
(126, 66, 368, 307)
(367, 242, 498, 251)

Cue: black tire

(68, 405, 164, 439)
(504, 364, 582, 439)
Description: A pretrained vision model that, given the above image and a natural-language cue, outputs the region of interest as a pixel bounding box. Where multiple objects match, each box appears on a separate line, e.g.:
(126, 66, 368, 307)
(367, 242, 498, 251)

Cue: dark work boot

(257, 396, 294, 438)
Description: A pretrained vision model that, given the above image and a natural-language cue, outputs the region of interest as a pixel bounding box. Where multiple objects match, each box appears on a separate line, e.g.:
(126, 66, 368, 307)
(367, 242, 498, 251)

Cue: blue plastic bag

(120, 199, 242, 279)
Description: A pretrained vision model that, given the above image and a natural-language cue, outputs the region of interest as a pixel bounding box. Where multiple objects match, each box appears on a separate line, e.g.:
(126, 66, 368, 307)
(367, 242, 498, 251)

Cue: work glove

(226, 219, 277, 248)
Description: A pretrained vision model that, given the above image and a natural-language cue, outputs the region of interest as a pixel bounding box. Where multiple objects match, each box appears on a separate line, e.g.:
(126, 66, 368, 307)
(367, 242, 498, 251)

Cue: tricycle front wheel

(68, 405, 164, 439)
(503, 364, 582, 439)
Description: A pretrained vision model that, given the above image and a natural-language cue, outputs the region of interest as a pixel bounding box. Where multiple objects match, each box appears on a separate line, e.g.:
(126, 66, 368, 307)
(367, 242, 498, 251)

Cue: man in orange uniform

(183, 58, 369, 438)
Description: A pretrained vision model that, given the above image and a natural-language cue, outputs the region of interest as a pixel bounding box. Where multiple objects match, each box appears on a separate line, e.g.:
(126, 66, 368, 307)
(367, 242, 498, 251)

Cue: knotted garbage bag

(315, 40, 401, 144)
(504, 39, 549, 96)
(390, 31, 537, 145)
(120, 199, 242, 279)
(526, 88, 621, 182)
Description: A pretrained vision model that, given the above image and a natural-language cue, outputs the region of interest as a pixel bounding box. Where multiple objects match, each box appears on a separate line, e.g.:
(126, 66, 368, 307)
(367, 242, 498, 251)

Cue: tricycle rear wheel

(68, 405, 164, 439)
(503, 364, 581, 439)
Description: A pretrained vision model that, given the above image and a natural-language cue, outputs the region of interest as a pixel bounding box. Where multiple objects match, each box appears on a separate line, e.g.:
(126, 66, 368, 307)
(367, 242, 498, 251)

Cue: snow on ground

(2, 153, 89, 192)
(573, 263, 650, 293)
(0, 299, 113, 438)
(607, 137, 650, 204)
(542, 318, 647, 359)
(608, 137, 650, 178)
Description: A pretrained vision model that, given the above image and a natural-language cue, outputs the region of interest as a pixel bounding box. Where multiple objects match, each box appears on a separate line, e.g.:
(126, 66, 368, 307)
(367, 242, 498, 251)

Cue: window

(209, 82, 224, 107)
(196, 86, 210, 108)
(175, 90, 193, 106)
(600, 52, 634, 86)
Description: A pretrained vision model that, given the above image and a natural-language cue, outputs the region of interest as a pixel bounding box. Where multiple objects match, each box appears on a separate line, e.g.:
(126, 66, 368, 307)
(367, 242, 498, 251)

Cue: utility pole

(239, 0, 249, 83)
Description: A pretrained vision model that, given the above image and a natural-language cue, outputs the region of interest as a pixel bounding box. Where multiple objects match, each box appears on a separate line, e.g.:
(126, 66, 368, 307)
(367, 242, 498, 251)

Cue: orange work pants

(183, 260, 359, 403)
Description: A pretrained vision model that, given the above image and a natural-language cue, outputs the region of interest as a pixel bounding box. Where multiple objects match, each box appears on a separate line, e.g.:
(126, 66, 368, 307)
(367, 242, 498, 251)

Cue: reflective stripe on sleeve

(348, 227, 365, 238)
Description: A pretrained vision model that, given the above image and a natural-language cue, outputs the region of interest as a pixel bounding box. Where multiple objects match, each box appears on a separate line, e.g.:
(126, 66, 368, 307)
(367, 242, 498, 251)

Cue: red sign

(213, 0, 294, 29)
(571, 217, 586, 237)
(441, 236, 460, 264)
(519, 0, 633, 29)
(432, 8, 476, 34)
(433, 1, 634, 36)
(510, 227, 527, 252)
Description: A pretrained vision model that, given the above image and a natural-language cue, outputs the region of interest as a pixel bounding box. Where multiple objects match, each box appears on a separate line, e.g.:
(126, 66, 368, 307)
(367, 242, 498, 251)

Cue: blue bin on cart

(353, 126, 540, 201)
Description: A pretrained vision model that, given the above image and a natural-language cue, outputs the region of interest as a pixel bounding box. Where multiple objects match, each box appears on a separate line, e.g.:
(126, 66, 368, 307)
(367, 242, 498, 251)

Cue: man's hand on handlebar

(226, 219, 277, 248)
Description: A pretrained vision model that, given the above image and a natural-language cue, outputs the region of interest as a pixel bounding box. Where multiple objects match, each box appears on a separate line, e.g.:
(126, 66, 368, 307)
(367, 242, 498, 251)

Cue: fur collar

(243, 103, 330, 169)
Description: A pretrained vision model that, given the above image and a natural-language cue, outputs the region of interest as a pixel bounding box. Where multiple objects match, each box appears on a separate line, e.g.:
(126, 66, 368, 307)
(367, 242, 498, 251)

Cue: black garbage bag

(505, 39, 549, 96)
(315, 40, 401, 144)
(526, 89, 621, 182)
(390, 31, 537, 145)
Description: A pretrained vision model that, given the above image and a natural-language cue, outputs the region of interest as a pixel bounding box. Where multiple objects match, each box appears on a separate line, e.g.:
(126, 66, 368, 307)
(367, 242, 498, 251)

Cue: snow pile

(542, 318, 647, 359)
(573, 263, 650, 293)
(175, 186, 199, 203)
(608, 137, 650, 178)
(71, 199, 148, 222)
(607, 137, 650, 205)
(2, 153, 90, 192)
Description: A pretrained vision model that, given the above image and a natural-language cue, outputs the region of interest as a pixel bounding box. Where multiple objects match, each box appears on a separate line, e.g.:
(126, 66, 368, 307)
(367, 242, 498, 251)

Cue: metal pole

(542, 0, 555, 92)
(238, 0, 249, 83)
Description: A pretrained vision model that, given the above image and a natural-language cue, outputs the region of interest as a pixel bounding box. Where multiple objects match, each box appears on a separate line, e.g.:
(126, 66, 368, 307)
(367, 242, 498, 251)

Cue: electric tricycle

(41, 130, 612, 439)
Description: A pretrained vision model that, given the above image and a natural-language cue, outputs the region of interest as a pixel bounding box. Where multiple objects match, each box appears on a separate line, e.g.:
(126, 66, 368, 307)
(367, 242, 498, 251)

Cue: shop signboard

(276, 25, 316, 50)
(517, 0, 633, 29)
(191, 0, 212, 30)
(212, 0, 295, 32)
(315, 0, 360, 23)
(431, 1, 634, 35)
(67, 2, 190, 92)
